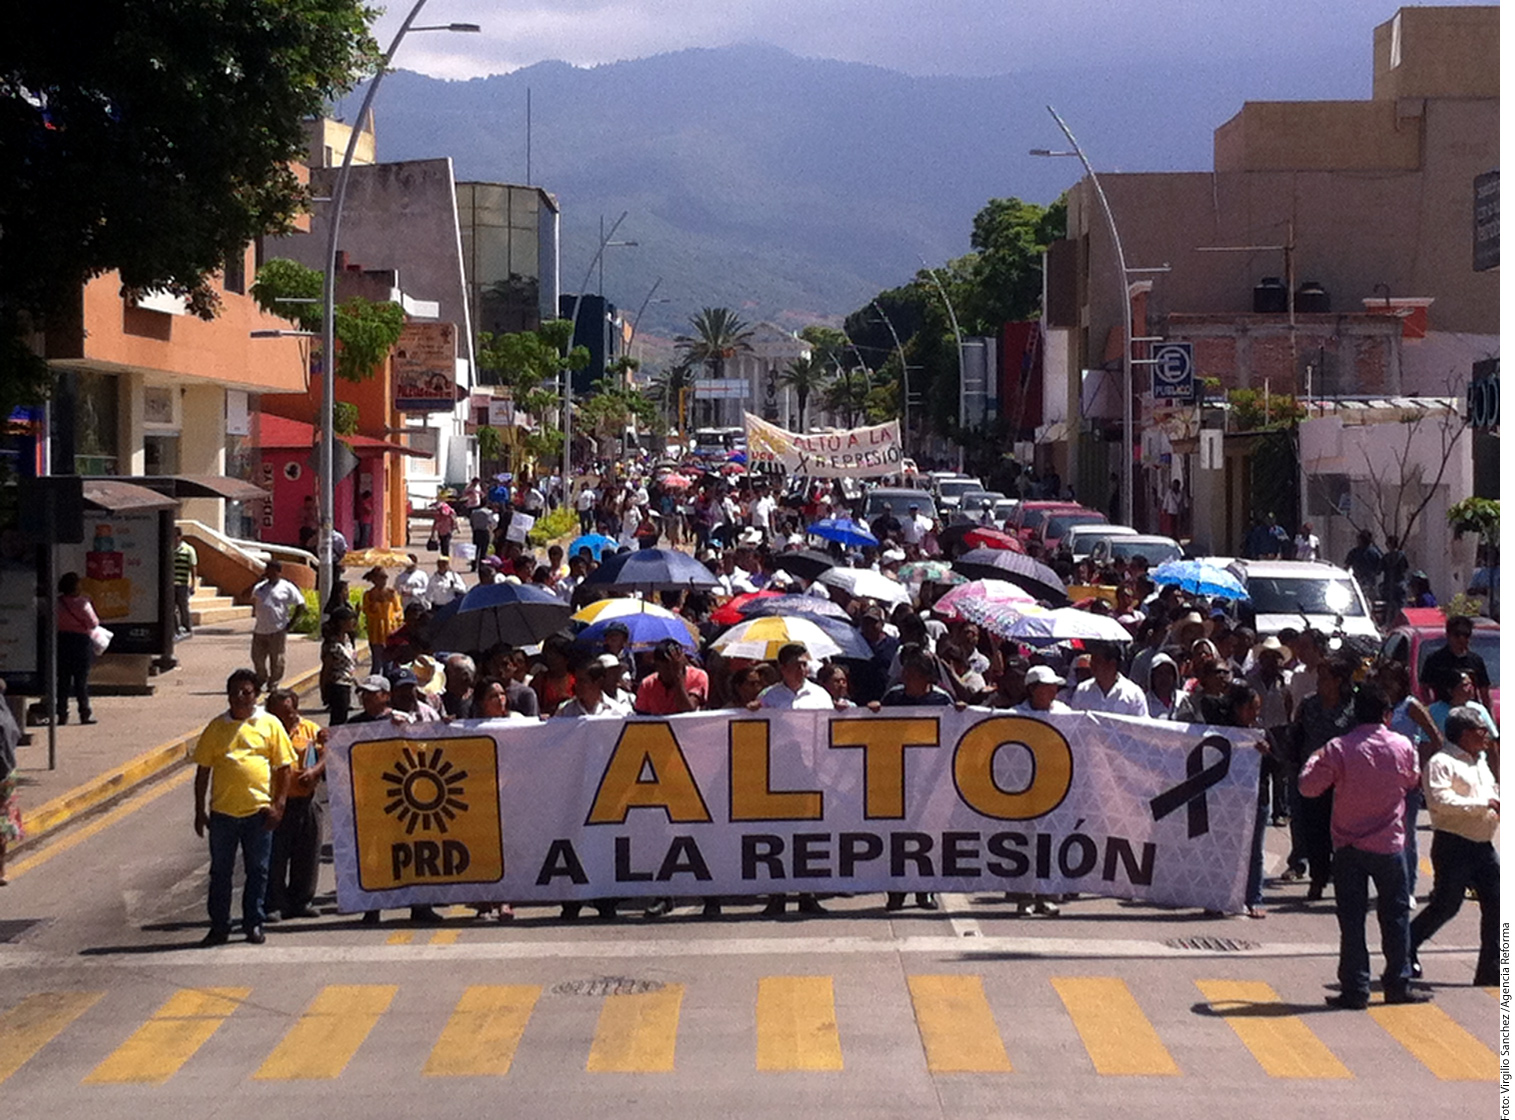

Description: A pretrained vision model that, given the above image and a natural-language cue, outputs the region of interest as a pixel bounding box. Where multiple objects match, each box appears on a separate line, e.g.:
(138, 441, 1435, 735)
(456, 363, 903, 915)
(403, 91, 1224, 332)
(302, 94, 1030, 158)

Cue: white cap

(1025, 665, 1066, 687)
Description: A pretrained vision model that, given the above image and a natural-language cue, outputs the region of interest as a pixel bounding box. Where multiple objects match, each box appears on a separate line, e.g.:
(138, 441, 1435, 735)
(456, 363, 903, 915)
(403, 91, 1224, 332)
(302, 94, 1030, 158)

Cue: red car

(1379, 607, 1500, 718)
(1009, 501, 1087, 544)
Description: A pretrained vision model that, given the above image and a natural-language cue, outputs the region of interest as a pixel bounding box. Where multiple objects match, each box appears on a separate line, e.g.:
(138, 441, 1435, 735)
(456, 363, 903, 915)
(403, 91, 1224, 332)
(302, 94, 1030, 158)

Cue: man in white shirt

(1070, 641, 1149, 717)
(554, 658, 632, 718)
(555, 554, 587, 605)
(1409, 706, 1500, 987)
(575, 485, 597, 534)
(757, 644, 835, 710)
(1293, 521, 1321, 563)
(899, 503, 932, 547)
(394, 556, 431, 611)
(426, 556, 467, 608)
(1013, 665, 1072, 715)
(249, 560, 307, 692)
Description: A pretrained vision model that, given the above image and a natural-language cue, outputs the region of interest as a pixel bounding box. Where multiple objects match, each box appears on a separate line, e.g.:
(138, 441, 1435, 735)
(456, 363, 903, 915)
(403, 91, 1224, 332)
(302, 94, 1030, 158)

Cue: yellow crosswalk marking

(587, 984, 685, 1073)
(85, 987, 250, 1084)
(756, 976, 843, 1071)
(429, 930, 459, 946)
(1195, 980, 1350, 1079)
(1051, 977, 1179, 1076)
(386, 931, 414, 946)
(906, 975, 1013, 1073)
(424, 986, 541, 1077)
(1369, 1002, 1499, 1080)
(0, 992, 104, 1083)
(252, 985, 396, 1080)
(1418, 856, 1434, 878)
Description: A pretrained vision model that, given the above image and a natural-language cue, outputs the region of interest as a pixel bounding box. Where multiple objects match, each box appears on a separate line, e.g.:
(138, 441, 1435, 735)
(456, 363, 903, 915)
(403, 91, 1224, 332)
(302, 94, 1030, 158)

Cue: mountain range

(341, 42, 1370, 344)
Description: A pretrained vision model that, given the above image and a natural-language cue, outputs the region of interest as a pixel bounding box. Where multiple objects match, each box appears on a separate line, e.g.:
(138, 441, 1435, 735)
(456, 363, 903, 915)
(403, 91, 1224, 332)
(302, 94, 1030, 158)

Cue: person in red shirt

(1298, 681, 1427, 1009)
(634, 639, 708, 714)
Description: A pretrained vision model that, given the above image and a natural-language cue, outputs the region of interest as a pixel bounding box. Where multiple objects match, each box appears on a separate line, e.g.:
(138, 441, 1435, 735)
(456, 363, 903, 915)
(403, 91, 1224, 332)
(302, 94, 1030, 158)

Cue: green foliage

(648, 360, 697, 433)
(578, 376, 657, 439)
(1, 1, 381, 386)
(1448, 496, 1499, 539)
(251, 258, 404, 381)
(527, 506, 576, 547)
(960, 195, 1067, 331)
(823, 366, 873, 428)
(676, 308, 754, 378)
(476, 320, 587, 470)
(778, 355, 831, 430)
(798, 325, 849, 372)
(332, 400, 359, 436)
(1227, 389, 1307, 431)
(476, 424, 503, 462)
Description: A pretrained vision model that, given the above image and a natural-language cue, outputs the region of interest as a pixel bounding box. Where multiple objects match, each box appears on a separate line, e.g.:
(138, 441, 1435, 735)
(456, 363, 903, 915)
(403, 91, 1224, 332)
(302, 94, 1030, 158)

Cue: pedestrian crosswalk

(0, 974, 1498, 1088)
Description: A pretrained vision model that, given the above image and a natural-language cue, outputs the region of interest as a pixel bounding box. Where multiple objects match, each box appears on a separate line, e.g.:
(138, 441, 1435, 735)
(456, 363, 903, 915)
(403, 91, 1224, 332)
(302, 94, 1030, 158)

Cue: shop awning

(117, 475, 270, 501)
(254, 413, 432, 457)
(81, 479, 179, 513)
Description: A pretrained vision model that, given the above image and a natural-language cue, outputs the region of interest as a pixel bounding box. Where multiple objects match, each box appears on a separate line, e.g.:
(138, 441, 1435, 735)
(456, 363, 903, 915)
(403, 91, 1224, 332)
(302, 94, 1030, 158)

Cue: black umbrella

(953, 548, 1069, 606)
(738, 594, 852, 622)
(582, 547, 720, 592)
(772, 549, 835, 581)
(429, 582, 573, 651)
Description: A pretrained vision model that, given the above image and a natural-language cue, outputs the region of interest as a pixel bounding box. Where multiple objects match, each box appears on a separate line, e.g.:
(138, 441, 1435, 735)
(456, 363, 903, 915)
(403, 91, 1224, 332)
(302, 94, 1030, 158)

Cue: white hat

(881, 548, 906, 564)
(738, 528, 764, 546)
(1025, 665, 1066, 687)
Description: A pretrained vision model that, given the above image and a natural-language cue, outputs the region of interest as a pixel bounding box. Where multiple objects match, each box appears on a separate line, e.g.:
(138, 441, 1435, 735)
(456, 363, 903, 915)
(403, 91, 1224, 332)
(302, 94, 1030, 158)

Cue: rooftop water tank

(1253, 276, 1288, 314)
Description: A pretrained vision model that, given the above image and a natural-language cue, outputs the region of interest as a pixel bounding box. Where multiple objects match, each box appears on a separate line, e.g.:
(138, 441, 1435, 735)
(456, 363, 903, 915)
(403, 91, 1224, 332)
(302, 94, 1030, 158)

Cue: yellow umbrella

(711, 615, 844, 662)
(341, 547, 415, 570)
(571, 598, 682, 624)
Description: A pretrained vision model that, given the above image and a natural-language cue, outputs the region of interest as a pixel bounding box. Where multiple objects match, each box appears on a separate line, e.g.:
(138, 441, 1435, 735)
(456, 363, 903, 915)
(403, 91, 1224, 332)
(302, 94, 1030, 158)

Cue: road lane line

(252, 984, 396, 1080)
(756, 976, 843, 1071)
(1369, 1003, 1498, 1081)
(423, 985, 541, 1077)
(0, 991, 104, 1083)
(586, 984, 684, 1073)
(1051, 977, 1179, 1076)
(84, 987, 249, 1084)
(6, 768, 195, 881)
(1194, 980, 1350, 1079)
(907, 974, 1012, 1073)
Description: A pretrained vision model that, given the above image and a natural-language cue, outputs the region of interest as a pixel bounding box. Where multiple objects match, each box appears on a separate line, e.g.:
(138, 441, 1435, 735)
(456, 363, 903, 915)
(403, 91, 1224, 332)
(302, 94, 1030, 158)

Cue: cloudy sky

(375, 0, 1485, 80)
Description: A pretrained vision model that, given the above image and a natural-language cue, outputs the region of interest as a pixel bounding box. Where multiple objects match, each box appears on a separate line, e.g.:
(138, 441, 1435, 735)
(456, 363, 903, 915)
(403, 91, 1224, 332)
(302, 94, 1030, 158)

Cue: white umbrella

(994, 607, 1134, 644)
(815, 567, 912, 607)
(712, 615, 845, 662)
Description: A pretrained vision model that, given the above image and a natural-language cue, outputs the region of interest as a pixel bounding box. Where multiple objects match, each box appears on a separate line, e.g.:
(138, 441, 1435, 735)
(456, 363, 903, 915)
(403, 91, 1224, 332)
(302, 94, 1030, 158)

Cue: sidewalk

(11, 616, 327, 850)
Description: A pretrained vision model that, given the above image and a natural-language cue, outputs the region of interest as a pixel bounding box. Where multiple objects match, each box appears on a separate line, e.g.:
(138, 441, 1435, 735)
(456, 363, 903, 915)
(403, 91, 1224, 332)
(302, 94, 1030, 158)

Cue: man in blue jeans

(1299, 681, 1428, 1008)
(192, 668, 294, 946)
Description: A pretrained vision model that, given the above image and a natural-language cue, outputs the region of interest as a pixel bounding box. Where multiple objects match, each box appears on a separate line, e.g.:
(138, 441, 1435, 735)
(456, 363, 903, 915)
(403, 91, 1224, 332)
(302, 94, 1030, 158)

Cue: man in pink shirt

(634, 639, 708, 715)
(1299, 682, 1428, 1009)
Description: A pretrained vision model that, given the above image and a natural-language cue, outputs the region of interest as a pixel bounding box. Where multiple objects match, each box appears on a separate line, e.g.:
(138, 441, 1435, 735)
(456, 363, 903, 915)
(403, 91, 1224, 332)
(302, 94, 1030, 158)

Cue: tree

(676, 307, 754, 379)
(0, 1, 381, 409)
(476, 320, 588, 468)
(577, 376, 658, 445)
(251, 258, 404, 382)
(648, 360, 697, 434)
(777, 355, 831, 431)
(823, 366, 873, 428)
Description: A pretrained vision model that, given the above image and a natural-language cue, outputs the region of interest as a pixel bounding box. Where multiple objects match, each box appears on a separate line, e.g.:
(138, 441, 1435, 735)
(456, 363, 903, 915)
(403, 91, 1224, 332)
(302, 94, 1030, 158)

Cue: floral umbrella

(898, 560, 968, 586)
(931, 578, 1037, 620)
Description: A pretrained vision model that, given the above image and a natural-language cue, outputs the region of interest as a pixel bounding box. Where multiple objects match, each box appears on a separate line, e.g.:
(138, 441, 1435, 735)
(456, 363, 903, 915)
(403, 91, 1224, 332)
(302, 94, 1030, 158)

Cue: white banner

(744, 412, 903, 477)
(327, 709, 1260, 915)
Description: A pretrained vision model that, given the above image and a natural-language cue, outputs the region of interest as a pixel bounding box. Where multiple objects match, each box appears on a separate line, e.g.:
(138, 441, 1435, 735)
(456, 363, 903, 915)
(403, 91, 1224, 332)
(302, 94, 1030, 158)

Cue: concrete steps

(189, 588, 251, 626)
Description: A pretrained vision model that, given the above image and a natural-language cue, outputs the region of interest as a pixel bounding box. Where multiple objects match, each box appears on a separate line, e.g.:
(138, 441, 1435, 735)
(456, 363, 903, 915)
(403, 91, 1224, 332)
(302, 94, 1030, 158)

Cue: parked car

(1380, 607, 1501, 716)
(1009, 501, 1087, 543)
(935, 477, 987, 512)
(1039, 510, 1109, 555)
(1062, 524, 1138, 561)
(1089, 534, 1183, 569)
(951, 490, 1006, 525)
(991, 498, 1020, 526)
(861, 487, 938, 523)
(1225, 559, 1379, 643)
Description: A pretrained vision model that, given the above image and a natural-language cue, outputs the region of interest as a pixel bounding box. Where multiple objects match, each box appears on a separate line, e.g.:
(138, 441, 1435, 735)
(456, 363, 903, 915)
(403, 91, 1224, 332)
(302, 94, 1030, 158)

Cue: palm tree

(824, 365, 873, 428)
(675, 307, 754, 380)
(778, 354, 831, 432)
(649, 360, 697, 434)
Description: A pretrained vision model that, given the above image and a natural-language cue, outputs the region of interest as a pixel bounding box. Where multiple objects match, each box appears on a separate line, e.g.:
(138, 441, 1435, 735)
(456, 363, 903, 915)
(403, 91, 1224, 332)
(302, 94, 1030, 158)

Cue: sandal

(1245, 905, 1267, 919)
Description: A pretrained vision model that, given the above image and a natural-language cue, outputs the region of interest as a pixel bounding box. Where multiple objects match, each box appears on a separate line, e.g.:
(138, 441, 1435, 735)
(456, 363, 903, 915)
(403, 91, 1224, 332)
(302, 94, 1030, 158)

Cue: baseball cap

(604, 620, 630, 636)
(355, 674, 390, 693)
(594, 653, 624, 673)
(386, 668, 419, 689)
(1025, 665, 1066, 686)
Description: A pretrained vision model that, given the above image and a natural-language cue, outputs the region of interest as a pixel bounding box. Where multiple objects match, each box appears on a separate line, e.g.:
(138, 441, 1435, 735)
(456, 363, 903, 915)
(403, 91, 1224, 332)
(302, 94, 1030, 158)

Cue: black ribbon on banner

(1148, 734, 1233, 838)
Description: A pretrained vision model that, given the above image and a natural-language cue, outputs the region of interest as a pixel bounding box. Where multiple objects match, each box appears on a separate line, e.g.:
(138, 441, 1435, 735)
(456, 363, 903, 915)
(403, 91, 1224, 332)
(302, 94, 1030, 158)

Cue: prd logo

(352, 736, 503, 891)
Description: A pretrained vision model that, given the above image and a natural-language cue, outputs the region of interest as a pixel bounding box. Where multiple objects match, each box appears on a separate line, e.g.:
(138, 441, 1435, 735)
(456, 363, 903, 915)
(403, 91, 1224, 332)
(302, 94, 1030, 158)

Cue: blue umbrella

(800, 615, 873, 660)
(429, 582, 572, 651)
(1151, 559, 1250, 601)
(577, 614, 697, 652)
(808, 517, 878, 549)
(568, 533, 618, 560)
(582, 547, 720, 592)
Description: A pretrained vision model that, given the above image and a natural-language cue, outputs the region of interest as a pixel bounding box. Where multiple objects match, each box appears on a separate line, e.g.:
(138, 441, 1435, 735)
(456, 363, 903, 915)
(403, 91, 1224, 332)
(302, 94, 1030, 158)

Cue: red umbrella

(963, 526, 1024, 552)
(710, 590, 782, 625)
(661, 473, 694, 490)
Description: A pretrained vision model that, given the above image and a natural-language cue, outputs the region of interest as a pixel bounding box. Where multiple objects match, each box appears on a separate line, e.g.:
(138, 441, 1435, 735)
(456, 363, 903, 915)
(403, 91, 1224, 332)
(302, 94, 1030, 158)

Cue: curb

(14, 654, 338, 853)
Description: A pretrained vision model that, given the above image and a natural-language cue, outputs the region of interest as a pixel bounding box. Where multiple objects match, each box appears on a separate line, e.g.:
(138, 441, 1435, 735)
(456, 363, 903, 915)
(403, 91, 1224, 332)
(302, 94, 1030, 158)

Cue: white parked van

(1226, 559, 1379, 642)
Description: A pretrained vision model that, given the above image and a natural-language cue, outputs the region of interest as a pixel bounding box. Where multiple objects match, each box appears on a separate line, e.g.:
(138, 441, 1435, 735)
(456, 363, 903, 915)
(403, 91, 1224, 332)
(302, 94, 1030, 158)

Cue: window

(1390, 12, 1402, 69)
(1247, 577, 1367, 618)
(223, 248, 246, 295)
(144, 434, 180, 476)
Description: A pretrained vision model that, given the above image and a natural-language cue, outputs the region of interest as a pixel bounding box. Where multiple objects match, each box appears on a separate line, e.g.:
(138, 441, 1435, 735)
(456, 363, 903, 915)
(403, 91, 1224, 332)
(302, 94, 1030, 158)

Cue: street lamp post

(920, 261, 966, 472)
(317, 2, 478, 605)
(1031, 104, 1136, 527)
(872, 299, 911, 457)
(566, 210, 630, 500)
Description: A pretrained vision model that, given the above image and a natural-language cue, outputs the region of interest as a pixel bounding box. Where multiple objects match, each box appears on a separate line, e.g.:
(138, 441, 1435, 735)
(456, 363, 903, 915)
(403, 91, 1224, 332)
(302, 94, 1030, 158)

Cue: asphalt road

(0, 771, 1501, 1120)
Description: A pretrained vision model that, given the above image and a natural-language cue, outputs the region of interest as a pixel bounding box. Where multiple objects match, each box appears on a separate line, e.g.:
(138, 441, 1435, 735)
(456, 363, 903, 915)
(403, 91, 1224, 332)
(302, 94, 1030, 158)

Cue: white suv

(1225, 559, 1379, 642)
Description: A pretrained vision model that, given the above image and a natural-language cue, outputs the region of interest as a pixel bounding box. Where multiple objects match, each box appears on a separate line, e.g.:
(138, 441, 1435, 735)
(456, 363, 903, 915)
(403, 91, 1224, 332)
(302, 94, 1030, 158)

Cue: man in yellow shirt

(193, 668, 294, 946)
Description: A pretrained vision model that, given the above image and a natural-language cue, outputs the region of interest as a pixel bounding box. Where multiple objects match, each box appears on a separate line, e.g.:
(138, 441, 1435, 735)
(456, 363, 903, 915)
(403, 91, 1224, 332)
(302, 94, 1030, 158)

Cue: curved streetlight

(919, 259, 967, 472)
(1031, 104, 1133, 527)
(566, 210, 629, 495)
(317, 3, 478, 604)
(871, 300, 911, 456)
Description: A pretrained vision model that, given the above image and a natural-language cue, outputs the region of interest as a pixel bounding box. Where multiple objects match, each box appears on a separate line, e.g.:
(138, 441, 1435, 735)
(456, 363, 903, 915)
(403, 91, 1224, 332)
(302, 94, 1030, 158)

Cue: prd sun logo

(382, 746, 469, 835)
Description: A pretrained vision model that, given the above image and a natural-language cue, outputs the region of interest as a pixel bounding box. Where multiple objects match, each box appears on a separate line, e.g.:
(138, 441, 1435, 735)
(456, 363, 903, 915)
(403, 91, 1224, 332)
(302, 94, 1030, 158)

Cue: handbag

(89, 625, 114, 656)
(425, 532, 439, 552)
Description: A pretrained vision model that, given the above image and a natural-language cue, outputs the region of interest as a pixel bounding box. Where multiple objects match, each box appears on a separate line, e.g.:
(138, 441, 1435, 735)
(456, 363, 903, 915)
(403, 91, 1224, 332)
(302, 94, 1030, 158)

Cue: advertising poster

(56, 511, 162, 653)
(394, 322, 460, 412)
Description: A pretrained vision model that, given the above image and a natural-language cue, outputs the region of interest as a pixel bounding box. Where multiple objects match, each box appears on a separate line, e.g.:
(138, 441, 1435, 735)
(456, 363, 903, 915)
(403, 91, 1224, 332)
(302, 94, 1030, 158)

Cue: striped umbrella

(571, 598, 682, 624)
(712, 616, 845, 662)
